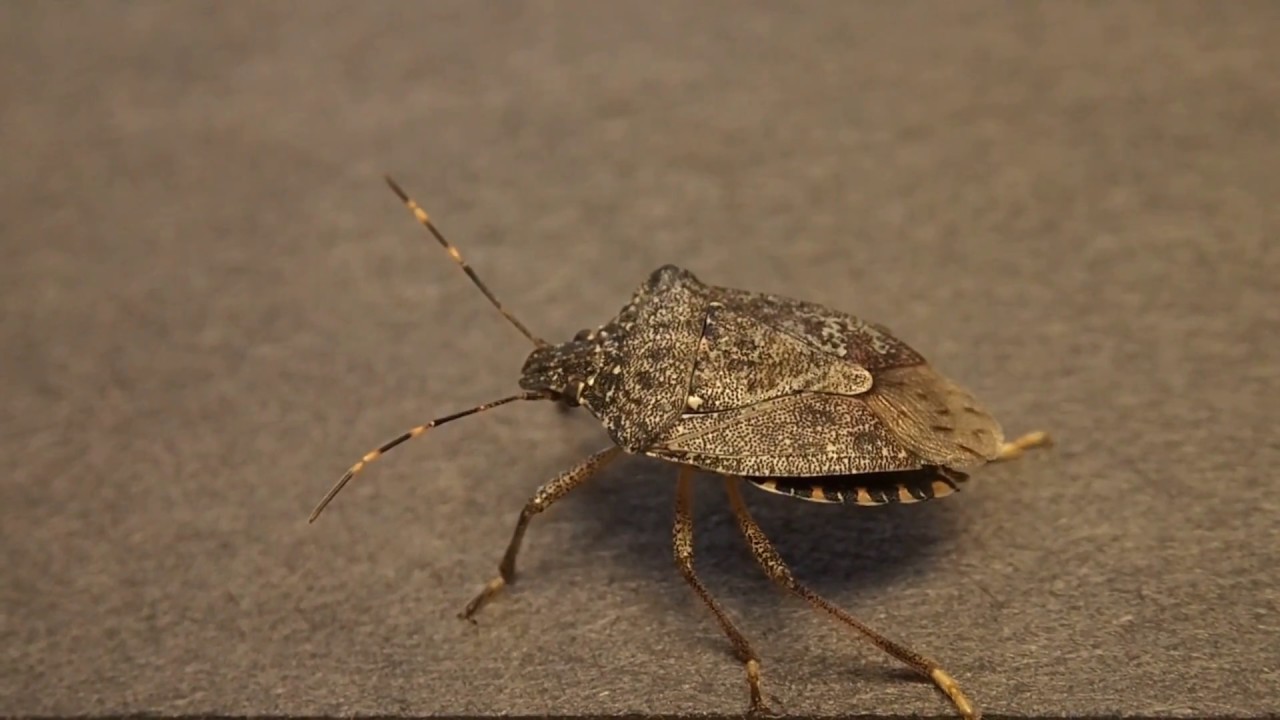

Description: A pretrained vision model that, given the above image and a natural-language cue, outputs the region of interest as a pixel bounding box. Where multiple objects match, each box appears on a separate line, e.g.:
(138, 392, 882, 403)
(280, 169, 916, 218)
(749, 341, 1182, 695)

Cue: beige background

(2, 1, 1277, 717)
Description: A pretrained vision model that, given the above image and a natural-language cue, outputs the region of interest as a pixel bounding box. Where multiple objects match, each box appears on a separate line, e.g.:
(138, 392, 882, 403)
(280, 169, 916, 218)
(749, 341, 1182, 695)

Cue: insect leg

(459, 446, 623, 620)
(673, 466, 768, 715)
(994, 430, 1052, 462)
(723, 476, 980, 720)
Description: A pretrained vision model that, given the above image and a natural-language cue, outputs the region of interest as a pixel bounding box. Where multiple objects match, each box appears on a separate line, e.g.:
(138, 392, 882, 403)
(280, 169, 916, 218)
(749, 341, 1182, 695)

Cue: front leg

(459, 445, 622, 620)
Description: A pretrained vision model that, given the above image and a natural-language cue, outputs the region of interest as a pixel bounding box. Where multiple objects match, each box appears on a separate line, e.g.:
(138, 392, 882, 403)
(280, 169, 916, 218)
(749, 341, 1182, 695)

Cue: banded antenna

(384, 175, 548, 348)
(309, 390, 549, 522)
(310, 178, 555, 522)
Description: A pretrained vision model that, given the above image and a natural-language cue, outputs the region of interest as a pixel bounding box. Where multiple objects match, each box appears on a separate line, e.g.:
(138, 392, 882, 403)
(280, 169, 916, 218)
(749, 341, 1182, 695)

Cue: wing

(861, 364, 1006, 468)
(708, 280, 1005, 470)
(648, 392, 923, 477)
(687, 302, 872, 412)
(709, 284, 926, 370)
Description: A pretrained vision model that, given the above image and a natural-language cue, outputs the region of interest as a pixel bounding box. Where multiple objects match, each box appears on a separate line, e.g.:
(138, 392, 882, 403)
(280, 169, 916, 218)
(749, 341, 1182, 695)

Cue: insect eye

(573, 328, 593, 342)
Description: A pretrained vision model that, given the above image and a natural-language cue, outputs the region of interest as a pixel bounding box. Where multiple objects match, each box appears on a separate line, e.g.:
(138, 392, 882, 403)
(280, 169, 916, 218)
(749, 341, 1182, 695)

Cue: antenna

(384, 176, 548, 348)
(309, 390, 549, 522)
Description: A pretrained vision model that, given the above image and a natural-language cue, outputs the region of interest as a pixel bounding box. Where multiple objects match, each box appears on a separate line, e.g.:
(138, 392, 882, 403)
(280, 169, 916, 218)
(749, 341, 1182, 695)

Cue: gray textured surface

(2, 1, 1278, 717)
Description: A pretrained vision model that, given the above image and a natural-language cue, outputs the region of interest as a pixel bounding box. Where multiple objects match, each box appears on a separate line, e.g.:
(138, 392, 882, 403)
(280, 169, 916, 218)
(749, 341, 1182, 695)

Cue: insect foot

(994, 430, 1053, 462)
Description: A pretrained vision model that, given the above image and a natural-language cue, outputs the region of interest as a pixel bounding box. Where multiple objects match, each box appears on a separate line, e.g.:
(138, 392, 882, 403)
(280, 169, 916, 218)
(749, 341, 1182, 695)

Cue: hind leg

(995, 430, 1052, 461)
(724, 476, 980, 720)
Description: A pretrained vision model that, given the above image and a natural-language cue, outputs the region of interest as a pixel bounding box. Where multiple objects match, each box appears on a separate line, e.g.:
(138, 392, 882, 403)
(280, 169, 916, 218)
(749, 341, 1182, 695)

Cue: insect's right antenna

(384, 176, 549, 348)
(309, 390, 549, 523)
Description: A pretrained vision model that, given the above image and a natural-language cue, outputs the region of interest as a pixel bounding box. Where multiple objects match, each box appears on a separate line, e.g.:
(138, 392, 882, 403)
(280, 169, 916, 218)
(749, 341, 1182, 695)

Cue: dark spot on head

(929, 424, 955, 433)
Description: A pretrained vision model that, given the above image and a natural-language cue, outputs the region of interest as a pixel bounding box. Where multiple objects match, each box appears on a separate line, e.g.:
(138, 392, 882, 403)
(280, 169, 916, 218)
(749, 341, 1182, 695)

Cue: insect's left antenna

(309, 390, 549, 522)
(384, 175, 548, 348)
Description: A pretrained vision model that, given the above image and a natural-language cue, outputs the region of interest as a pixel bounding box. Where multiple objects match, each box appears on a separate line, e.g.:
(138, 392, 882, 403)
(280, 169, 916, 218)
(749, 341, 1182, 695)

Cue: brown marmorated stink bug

(310, 177, 1051, 720)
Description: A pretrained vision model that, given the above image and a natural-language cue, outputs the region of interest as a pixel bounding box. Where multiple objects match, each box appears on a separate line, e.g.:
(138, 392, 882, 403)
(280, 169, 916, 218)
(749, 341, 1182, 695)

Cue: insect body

(311, 177, 1050, 720)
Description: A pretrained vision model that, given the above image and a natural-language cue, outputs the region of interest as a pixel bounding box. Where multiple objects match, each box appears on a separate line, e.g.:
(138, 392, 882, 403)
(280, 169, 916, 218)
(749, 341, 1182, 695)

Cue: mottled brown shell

(519, 265, 1005, 483)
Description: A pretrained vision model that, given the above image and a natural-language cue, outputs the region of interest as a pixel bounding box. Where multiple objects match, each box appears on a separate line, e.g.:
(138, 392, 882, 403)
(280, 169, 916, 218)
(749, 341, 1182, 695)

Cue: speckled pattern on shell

(519, 265, 1004, 480)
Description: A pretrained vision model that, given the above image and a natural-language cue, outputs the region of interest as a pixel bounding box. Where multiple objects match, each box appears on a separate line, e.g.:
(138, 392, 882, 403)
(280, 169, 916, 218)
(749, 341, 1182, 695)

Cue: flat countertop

(3, 2, 1277, 718)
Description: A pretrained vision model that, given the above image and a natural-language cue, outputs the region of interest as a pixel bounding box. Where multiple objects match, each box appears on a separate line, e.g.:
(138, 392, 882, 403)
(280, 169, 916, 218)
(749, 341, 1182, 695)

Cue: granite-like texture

(2, 2, 1277, 717)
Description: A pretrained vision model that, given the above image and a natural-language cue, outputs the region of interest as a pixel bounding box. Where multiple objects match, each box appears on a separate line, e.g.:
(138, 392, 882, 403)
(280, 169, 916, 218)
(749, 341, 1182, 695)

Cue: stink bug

(310, 177, 1050, 720)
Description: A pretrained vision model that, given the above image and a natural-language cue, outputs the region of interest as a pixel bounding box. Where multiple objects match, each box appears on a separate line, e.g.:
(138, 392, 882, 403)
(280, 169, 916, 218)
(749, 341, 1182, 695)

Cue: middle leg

(723, 475, 981, 720)
(673, 465, 768, 714)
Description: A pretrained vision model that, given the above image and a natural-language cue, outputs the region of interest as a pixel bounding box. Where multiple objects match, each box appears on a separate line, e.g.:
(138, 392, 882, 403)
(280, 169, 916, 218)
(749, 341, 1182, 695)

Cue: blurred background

(2, 2, 1277, 717)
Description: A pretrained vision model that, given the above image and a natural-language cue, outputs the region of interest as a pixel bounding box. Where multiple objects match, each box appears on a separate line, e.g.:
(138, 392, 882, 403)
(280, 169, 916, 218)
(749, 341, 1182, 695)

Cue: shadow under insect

(551, 450, 975, 706)
(566, 452, 964, 616)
